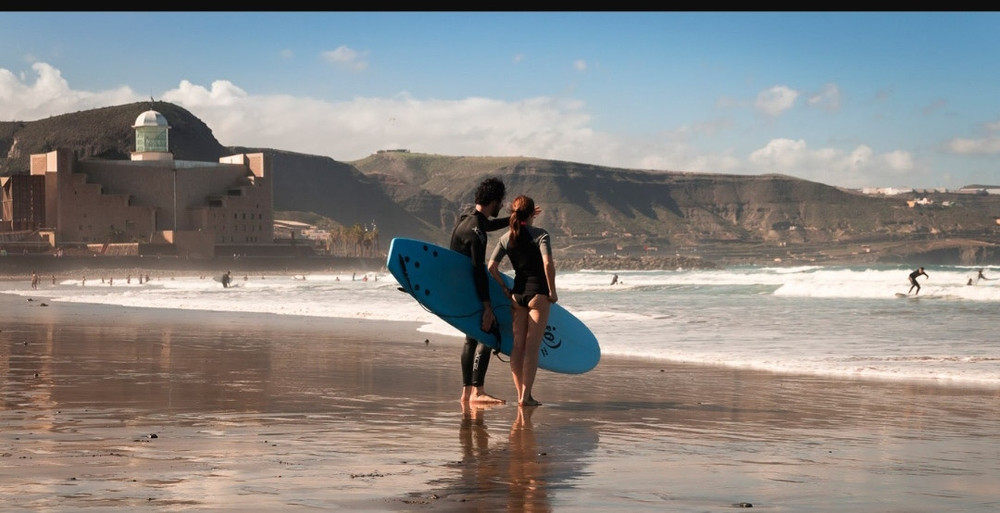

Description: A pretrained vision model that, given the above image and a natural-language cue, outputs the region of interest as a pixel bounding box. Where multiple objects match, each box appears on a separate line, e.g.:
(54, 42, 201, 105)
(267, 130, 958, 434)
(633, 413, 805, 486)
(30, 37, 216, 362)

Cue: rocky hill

(351, 151, 1000, 264)
(4, 102, 1000, 265)
(0, 102, 227, 165)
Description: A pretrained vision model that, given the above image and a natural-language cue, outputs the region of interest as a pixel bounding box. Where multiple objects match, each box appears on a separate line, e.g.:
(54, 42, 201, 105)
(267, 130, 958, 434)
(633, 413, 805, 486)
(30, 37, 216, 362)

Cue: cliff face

(4, 102, 1000, 264)
(350, 152, 1000, 262)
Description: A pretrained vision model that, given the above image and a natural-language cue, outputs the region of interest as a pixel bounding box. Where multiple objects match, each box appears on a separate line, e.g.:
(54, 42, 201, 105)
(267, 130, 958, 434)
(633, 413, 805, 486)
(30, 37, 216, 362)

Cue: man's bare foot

(460, 388, 473, 403)
(470, 392, 506, 404)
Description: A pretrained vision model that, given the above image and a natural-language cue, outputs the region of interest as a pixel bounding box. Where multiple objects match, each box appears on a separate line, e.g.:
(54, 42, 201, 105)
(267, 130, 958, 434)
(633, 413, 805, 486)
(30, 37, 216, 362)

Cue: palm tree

(327, 226, 343, 256)
(367, 226, 381, 256)
(349, 223, 365, 257)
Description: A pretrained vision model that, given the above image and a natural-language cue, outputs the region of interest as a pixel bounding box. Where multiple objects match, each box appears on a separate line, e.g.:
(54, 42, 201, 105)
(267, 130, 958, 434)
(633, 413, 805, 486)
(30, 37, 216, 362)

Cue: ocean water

(5, 264, 999, 388)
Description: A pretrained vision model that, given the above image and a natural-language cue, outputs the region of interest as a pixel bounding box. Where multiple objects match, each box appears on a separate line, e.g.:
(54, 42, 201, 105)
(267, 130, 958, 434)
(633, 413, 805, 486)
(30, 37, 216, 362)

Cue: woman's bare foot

(470, 391, 506, 404)
(519, 397, 541, 406)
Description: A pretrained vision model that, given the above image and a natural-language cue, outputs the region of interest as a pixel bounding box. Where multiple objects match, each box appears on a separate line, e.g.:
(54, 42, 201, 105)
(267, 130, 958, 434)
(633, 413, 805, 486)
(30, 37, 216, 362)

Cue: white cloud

(754, 85, 799, 117)
(947, 136, 1000, 154)
(0, 62, 136, 120)
(806, 83, 841, 112)
(161, 79, 606, 163)
(0, 62, 929, 189)
(880, 150, 914, 171)
(574, 59, 587, 71)
(321, 45, 369, 71)
(748, 138, 914, 187)
(946, 121, 1000, 155)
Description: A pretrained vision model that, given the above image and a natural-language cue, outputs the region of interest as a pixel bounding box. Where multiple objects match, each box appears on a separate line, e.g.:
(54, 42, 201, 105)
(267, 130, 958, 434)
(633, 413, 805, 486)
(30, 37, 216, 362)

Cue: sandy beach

(1, 291, 998, 512)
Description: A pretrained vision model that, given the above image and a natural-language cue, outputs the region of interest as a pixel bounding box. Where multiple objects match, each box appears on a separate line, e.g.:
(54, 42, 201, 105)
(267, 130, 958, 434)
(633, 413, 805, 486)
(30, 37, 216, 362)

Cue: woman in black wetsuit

(488, 195, 558, 406)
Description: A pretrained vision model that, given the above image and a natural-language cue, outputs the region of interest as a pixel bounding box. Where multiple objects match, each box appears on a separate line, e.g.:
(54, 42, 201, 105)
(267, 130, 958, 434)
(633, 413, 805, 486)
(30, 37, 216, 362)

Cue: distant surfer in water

(908, 267, 928, 295)
(488, 195, 557, 407)
(967, 268, 992, 286)
(610, 274, 619, 286)
(221, 270, 232, 288)
(450, 177, 509, 405)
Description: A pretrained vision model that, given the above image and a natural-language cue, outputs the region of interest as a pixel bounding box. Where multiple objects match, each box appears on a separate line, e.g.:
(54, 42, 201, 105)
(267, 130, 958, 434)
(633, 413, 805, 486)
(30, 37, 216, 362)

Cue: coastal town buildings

(1, 108, 274, 258)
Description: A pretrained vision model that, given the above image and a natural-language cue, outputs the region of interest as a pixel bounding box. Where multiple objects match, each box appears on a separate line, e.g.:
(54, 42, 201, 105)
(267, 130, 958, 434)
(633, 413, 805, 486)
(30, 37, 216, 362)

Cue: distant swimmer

(610, 274, 619, 286)
(968, 268, 992, 286)
(908, 267, 928, 295)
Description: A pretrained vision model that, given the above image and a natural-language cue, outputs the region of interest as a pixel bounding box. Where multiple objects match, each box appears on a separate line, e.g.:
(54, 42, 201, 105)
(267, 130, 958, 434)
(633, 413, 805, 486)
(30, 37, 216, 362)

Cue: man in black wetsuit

(450, 177, 508, 404)
(908, 267, 928, 295)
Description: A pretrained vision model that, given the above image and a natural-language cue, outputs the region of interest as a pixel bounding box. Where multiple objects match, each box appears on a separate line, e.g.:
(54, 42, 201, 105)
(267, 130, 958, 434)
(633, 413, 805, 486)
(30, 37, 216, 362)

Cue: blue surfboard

(386, 237, 600, 374)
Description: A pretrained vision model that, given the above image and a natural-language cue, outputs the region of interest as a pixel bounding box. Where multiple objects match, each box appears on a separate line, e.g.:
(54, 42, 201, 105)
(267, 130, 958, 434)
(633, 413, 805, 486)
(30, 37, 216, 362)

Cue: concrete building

(2, 108, 274, 258)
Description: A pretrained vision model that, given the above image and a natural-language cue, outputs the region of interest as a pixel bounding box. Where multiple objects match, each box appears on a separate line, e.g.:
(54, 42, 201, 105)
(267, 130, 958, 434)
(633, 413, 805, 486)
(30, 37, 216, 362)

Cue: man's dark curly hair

(474, 177, 506, 206)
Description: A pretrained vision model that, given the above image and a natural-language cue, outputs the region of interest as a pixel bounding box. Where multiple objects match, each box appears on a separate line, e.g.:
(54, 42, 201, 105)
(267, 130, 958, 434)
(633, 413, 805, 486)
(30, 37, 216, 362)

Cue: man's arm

(470, 236, 496, 331)
(484, 217, 509, 232)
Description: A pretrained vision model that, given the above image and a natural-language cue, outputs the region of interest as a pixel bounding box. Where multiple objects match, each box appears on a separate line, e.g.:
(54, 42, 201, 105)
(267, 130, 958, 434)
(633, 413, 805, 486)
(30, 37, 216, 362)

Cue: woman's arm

(487, 238, 511, 296)
(487, 259, 511, 297)
(542, 253, 557, 303)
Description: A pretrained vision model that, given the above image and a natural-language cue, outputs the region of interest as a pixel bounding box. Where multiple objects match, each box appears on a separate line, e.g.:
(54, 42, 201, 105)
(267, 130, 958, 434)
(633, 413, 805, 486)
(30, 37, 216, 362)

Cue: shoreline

(2, 292, 999, 511)
(0, 253, 387, 281)
(4, 233, 999, 282)
(5, 286, 999, 392)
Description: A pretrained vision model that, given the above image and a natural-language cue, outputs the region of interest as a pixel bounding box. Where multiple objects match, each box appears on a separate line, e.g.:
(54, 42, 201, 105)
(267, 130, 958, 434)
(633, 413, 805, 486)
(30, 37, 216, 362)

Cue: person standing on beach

(908, 267, 928, 295)
(30, 272, 39, 290)
(450, 177, 509, 404)
(488, 195, 557, 407)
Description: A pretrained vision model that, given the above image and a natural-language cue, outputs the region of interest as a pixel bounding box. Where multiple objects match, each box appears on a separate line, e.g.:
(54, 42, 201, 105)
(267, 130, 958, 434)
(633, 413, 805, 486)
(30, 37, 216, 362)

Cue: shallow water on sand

(2, 301, 998, 511)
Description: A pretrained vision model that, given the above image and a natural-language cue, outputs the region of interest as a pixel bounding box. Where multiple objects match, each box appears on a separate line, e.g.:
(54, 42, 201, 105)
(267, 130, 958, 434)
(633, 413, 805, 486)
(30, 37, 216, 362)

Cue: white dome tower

(131, 109, 172, 161)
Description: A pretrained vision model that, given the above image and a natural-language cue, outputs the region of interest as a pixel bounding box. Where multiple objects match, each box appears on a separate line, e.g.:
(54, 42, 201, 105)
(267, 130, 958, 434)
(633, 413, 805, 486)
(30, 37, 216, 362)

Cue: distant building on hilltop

(0, 108, 275, 258)
(957, 185, 1000, 195)
(861, 187, 912, 196)
(273, 219, 330, 249)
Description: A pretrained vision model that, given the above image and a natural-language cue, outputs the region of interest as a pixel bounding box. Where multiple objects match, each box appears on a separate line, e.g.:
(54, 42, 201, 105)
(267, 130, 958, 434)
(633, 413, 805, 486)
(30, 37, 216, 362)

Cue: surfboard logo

(540, 325, 563, 357)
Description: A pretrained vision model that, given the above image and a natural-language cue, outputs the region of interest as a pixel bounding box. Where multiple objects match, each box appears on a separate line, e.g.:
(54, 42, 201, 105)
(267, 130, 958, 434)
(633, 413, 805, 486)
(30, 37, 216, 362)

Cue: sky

(1, 11, 999, 190)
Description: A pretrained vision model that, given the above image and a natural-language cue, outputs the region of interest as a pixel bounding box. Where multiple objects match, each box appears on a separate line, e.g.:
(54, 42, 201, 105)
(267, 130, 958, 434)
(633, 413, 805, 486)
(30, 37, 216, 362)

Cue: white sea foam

(5, 265, 999, 388)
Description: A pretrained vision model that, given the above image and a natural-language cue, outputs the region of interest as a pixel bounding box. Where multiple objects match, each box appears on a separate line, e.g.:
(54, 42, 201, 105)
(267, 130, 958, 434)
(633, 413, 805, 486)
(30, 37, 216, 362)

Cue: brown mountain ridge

(3, 102, 1000, 265)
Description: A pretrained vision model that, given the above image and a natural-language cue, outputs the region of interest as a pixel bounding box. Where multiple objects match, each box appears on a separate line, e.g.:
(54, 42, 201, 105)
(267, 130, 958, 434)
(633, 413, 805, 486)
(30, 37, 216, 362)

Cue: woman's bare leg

(510, 303, 529, 402)
(519, 296, 551, 406)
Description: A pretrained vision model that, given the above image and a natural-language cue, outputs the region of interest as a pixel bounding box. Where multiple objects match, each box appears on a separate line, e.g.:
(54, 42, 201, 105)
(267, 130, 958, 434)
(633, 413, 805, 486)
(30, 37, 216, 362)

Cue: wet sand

(1, 292, 998, 512)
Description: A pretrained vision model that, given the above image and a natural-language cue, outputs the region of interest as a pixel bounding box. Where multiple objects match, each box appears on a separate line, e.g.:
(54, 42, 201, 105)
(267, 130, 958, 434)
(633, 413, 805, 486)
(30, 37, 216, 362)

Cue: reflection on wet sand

(446, 403, 600, 511)
(454, 403, 551, 511)
(458, 402, 503, 502)
(507, 405, 547, 512)
(8, 295, 995, 511)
